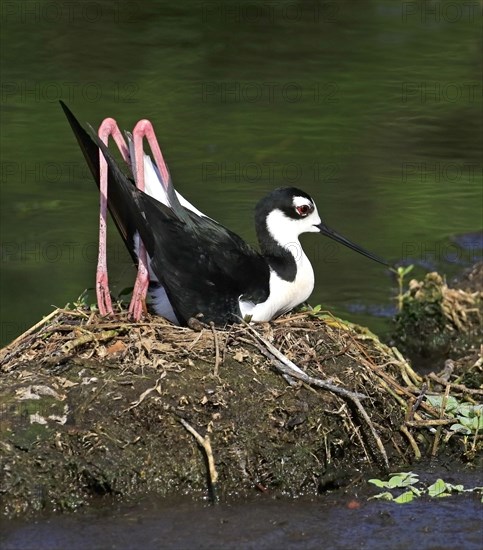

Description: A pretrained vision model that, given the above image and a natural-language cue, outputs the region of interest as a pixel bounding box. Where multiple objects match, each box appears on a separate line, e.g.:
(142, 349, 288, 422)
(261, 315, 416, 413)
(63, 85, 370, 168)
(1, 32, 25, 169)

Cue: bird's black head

(255, 187, 318, 225)
(255, 186, 389, 266)
(254, 187, 322, 260)
(255, 187, 315, 220)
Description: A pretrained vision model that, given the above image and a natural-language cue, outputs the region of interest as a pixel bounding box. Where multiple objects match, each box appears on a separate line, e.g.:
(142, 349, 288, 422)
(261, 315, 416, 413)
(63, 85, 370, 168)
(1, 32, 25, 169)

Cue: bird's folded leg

(97, 118, 130, 316)
(128, 120, 171, 320)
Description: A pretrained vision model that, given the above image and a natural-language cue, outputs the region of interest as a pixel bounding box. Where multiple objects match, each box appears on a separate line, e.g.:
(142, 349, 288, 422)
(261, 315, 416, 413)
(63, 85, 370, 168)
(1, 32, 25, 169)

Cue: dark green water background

(1, 0, 481, 346)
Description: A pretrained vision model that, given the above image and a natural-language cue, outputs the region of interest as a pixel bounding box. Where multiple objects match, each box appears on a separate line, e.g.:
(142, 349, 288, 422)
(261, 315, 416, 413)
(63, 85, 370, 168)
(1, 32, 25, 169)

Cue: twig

(0, 308, 63, 367)
(428, 373, 483, 395)
(210, 322, 220, 378)
(405, 418, 453, 427)
(350, 344, 440, 418)
(126, 374, 164, 411)
(318, 341, 351, 363)
(61, 330, 118, 353)
(179, 418, 218, 502)
(273, 312, 311, 324)
(5, 307, 62, 349)
(186, 330, 204, 351)
(244, 332, 365, 400)
(408, 383, 427, 421)
(220, 324, 236, 366)
(400, 425, 422, 460)
(432, 383, 451, 457)
(391, 346, 423, 385)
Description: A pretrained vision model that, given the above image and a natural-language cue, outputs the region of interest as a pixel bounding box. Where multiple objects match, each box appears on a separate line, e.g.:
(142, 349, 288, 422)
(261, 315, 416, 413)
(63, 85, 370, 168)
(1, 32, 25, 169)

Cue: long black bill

(317, 222, 389, 266)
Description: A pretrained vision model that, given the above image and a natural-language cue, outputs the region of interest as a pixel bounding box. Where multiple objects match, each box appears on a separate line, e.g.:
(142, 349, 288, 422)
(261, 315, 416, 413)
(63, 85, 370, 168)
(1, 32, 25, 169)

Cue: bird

(60, 101, 388, 326)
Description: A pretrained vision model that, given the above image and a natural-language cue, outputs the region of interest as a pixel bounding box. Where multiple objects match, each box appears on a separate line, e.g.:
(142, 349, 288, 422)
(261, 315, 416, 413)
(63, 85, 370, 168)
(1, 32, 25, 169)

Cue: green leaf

(450, 423, 472, 435)
(408, 486, 423, 497)
(401, 265, 414, 277)
(387, 472, 419, 488)
(368, 478, 386, 488)
(425, 396, 459, 414)
(445, 483, 464, 493)
(428, 479, 448, 497)
(456, 404, 476, 418)
(392, 265, 414, 277)
(394, 491, 415, 504)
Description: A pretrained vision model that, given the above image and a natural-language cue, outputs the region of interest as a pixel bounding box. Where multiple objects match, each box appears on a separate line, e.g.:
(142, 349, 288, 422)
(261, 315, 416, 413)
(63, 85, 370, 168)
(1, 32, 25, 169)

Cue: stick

(408, 383, 427, 421)
(210, 322, 220, 378)
(61, 330, 118, 353)
(179, 418, 218, 502)
(432, 383, 451, 457)
(405, 418, 453, 427)
(1, 307, 61, 353)
(400, 425, 422, 460)
(428, 373, 483, 395)
(0, 308, 63, 367)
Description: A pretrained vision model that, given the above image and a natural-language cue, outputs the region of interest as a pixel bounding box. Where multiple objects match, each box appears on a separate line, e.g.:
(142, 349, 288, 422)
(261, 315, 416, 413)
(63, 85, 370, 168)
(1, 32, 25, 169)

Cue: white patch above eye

(292, 196, 313, 208)
(266, 205, 322, 249)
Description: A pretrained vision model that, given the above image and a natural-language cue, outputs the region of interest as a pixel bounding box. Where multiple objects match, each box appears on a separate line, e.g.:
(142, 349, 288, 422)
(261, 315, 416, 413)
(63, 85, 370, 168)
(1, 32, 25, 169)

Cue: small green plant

(390, 264, 414, 312)
(71, 290, 97, 312)
(427, 479, 464, 498)
(425, 395, 483, 436)
(369, 472, 421, 503)
(369, 472, 483, 504)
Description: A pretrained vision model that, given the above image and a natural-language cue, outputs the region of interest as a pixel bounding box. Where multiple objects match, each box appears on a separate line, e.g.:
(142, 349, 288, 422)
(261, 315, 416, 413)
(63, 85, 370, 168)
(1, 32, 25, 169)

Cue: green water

(1, 0, 481, 345)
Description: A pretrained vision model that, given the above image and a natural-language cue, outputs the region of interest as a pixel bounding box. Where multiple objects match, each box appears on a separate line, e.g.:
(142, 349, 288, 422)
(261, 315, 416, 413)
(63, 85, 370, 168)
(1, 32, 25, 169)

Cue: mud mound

(1, 307, 481, 517)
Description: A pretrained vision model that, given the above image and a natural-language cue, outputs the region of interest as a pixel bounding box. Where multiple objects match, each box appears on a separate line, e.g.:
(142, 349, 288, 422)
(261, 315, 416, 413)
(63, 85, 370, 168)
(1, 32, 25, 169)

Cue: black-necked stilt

(60, 102, 388, 326)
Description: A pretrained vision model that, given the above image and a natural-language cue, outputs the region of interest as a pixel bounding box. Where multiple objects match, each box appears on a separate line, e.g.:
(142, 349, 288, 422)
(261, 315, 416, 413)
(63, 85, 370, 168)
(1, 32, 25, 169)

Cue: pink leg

(97, 118, 130, 316)
(128, 120, 171, 320)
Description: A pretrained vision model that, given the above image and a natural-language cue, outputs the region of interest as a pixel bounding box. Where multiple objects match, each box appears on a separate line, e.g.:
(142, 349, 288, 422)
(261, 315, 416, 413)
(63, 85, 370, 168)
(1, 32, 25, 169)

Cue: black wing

(61, 101, 270, 325)
(96, 139, 270, 324)
(140, 197, 270, 324)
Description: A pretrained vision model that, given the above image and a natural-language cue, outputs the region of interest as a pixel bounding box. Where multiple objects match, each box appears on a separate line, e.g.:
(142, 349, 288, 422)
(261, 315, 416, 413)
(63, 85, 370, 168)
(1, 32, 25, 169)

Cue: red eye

(296, 204, 312, 217)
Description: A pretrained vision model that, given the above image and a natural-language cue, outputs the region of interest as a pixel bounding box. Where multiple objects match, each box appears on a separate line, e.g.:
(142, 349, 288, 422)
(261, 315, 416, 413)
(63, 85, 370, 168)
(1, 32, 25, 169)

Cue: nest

(0, 306, 481, 517)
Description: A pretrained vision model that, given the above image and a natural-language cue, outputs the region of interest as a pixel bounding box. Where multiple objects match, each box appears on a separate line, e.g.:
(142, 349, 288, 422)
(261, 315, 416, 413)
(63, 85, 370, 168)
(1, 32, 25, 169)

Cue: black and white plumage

(61, 102, 387, 326)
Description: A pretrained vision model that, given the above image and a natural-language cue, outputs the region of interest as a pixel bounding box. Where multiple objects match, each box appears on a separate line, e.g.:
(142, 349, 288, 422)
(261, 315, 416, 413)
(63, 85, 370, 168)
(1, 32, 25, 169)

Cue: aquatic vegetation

(391, 264, 414, 312)
(369, 472, 483, 503)
(425, 395, 483, 436)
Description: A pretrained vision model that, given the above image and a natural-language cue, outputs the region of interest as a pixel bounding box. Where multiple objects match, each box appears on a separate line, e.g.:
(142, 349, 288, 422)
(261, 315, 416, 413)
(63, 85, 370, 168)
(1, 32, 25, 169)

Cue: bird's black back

(138, 194, 271, 324)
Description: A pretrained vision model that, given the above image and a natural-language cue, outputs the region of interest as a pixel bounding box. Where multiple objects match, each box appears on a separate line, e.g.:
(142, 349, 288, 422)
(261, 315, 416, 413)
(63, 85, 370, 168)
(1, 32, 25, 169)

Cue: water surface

(1, 2, 481, 342)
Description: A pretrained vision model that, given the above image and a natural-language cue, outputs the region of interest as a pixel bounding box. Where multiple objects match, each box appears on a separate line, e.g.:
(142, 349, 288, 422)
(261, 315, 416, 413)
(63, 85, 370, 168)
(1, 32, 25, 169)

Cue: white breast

(239, 250, 314, 322)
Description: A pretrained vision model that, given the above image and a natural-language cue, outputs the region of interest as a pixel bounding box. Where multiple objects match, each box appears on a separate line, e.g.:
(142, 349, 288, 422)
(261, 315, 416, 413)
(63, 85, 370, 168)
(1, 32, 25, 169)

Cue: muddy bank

(1, 307, 481, 518)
